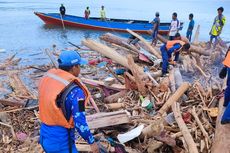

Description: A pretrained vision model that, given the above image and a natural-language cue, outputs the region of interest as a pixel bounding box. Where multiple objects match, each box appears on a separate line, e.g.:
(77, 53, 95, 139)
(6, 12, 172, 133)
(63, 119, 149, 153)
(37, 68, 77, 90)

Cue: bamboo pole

(172, 103, 199, 153)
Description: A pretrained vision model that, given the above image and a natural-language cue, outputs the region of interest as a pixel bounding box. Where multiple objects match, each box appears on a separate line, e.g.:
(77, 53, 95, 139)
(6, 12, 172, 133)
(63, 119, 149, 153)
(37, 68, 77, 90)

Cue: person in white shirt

(169, 12, 180, 40)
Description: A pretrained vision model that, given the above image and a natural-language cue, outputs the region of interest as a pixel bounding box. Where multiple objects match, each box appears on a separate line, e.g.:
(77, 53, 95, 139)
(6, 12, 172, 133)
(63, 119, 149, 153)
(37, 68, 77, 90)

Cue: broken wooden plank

(86, 110, 130, 129)
(8, 72, 37, 99)
(0, 99, 25, 107)
(81, 77, 126, 91)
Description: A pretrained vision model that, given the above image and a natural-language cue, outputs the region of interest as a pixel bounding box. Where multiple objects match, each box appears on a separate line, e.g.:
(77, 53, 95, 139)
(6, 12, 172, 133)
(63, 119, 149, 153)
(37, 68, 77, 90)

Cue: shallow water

(0, 0, 230, 64)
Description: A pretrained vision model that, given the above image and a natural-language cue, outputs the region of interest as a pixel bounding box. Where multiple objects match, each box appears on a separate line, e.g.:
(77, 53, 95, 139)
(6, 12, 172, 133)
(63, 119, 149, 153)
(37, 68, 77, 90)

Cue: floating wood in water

(126, 29, 161, 59)
(86, 110, 130, 129)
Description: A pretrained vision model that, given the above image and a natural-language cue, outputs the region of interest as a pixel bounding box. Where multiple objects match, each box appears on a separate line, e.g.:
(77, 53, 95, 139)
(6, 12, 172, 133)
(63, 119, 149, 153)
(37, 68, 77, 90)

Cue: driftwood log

(104, 90, 128, 103)
(126, 29, 162, 59)
(82, 39, 130, 68)
(157, 34, 210, 56)
(100, 33, 140, 54)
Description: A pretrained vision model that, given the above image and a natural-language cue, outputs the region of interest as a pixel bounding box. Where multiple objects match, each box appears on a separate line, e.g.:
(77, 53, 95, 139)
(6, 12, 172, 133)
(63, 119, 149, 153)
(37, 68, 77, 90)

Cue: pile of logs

(0, 28, 229, 153)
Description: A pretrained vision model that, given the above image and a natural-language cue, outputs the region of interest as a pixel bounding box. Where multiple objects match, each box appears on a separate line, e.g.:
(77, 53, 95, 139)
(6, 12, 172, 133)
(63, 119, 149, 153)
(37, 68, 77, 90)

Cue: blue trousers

(40, 135, 78, 153)
(186, 31, 192, 42)
(160, 45, 168, 74)
(221, 102, 230, 123)
(224, 68, 230, 107)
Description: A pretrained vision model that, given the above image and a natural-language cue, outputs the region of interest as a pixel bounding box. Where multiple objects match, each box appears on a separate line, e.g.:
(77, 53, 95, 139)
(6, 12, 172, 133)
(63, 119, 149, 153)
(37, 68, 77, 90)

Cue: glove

(219, 67, 227, 79)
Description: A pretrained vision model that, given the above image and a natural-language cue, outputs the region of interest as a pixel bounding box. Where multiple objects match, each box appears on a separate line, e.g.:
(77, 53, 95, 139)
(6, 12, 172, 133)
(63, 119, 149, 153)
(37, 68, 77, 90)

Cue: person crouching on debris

(39, 50, 99, 153)
(160, 40, 190, 76)
(219, 46, 230, 124)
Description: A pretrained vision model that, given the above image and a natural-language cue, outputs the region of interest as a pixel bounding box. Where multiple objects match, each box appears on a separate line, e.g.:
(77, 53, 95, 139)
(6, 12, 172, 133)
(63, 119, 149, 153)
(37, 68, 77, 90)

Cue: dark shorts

(152, 30, 158, 39)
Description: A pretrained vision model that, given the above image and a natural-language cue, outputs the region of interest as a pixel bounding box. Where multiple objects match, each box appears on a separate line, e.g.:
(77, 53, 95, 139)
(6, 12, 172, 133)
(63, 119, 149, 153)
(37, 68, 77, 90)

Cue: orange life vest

(166, 40, 185, 51)
(223, 51, 230, 68)
(38, 68, 90, 128)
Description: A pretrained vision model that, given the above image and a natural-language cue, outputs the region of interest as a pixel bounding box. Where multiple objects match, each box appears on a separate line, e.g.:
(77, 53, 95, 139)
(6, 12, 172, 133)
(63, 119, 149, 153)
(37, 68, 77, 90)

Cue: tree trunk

(82, 39, 130, 68)
(157, 34, 210, 56)
(100, 33, 140, 53)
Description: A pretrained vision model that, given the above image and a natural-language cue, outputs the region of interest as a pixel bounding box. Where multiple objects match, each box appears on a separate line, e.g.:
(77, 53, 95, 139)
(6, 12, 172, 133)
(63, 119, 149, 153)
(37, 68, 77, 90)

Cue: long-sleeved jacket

(40, 86, 95, 150)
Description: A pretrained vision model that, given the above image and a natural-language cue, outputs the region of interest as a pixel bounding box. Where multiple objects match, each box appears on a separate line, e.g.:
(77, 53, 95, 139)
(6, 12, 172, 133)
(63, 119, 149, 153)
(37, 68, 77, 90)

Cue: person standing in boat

(168, 12, 180, 40)
(186, 13, 195, 42)
(59, 4, 66, 16)
(85, 7, 90, 19)
(151, 12, 160, 46)
(100, 6, 106, 21)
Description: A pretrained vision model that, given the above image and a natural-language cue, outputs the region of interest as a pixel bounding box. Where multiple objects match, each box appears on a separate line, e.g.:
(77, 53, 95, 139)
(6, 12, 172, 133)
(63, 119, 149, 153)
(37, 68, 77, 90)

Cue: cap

(58, 50, 88, 67)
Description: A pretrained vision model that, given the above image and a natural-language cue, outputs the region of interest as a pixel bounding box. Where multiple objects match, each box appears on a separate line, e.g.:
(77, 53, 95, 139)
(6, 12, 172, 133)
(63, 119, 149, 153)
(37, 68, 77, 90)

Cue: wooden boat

(35, 12, 183, 35)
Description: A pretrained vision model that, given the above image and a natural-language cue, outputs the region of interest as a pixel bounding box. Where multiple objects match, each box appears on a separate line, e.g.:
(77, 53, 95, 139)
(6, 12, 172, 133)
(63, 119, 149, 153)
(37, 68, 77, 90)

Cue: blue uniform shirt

(40, 86, 95, 151)
(187, 19, 194, 32)
(167, 43, 182, 61)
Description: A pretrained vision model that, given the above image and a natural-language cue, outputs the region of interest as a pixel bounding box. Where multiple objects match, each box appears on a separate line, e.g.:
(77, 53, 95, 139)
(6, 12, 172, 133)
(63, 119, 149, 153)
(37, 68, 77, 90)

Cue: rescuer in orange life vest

(160, 40, 190, 76)
(219, 46, 230, 124)
(39, 50, 99, 153)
